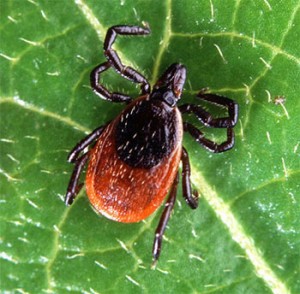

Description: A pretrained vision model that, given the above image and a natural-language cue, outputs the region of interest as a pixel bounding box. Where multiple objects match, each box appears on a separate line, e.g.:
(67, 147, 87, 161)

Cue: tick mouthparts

(154, 63, 187, 98)
(172, 64, 186, 97)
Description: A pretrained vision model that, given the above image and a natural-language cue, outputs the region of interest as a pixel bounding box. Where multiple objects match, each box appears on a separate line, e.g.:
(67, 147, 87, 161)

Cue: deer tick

(65, 24, 238, 264)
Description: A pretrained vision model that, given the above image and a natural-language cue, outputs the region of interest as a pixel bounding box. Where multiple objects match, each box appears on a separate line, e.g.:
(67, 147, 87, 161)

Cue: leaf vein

(191, 166, 290, 294)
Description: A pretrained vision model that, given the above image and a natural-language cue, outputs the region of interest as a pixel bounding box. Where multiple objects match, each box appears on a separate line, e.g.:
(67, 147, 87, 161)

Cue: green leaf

(1, 0, 299, 293)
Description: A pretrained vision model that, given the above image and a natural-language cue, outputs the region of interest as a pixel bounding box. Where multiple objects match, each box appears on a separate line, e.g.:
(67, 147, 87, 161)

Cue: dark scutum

(115, 99, 179, 169)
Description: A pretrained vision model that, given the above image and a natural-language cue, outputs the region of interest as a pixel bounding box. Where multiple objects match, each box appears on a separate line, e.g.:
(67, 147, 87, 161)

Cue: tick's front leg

(91, 24, 151, 102)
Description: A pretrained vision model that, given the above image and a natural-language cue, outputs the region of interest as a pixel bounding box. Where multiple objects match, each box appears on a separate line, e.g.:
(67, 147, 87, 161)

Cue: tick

(65, 24, 238, 264)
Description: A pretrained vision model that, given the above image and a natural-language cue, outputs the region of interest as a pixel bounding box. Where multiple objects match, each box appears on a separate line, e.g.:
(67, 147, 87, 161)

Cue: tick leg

(68, 124, 106, 163)
(65, 125, 106, 205)
(184, 122, 235, 153)
(181, 147, 198, 209)
(65, 153, 89, 205)
(90, 62, 133, 103)
(179, 93, 238, 128)
(152, 173, 179, 266)
(91, 24, 151, 102)
(104, 25, 151, 94)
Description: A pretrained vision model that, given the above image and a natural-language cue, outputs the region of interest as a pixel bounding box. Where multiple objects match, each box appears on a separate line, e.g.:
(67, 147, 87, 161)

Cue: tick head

(151, 63, 186, 107)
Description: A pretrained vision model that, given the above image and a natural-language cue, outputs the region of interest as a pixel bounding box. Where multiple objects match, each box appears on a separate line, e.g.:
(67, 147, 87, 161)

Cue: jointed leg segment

(180, 92, 238, 153)
(65, 153, 89, 205)
(91, 25, 151, 103)
(152, 173, 179, 265)
(184, 122, 235, 153)
(179, 93, 238, 128)
(65, 125, 106, 205)
(90, 62, 133, 103)
(68, 125, 106, 163)
(181, 147, 198, 209)
(152, 151, 199, 265)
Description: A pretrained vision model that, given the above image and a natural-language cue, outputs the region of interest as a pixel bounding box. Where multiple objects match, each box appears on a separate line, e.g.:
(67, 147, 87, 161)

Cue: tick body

(86, 96, 183, 223)
(65, 24, 238, 264)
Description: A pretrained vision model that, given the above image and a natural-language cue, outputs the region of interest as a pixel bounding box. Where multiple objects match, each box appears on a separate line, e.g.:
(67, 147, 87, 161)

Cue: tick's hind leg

(65, 153, 89, 205)
(152, 173, 179, 266)
(91, 24, 151, 102)
(65, 125, 106, 205)
(68, 124, 106, 163)
(181, 147, 198, 209)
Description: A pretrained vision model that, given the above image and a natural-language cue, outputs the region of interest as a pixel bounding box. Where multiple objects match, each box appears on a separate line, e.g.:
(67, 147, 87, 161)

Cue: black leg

(152, 173, 179, 267)
(184, 122, 235, 153)
(179, 93, 238, 128)
(67, 124, 106, 163)
(91, 24, 151, 102)
(90, 62, 133, 103)
(181, 147, 198, 209)
(180, 91, 238, 153)
(65, 153, 89, 205)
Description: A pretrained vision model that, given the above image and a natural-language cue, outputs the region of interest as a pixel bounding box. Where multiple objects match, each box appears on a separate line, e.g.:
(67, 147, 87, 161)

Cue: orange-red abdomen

(86, 96, 183, 223)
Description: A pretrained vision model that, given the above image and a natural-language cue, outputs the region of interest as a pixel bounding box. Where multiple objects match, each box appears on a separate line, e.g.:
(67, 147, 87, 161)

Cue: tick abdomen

(85, 98, 183, 222)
